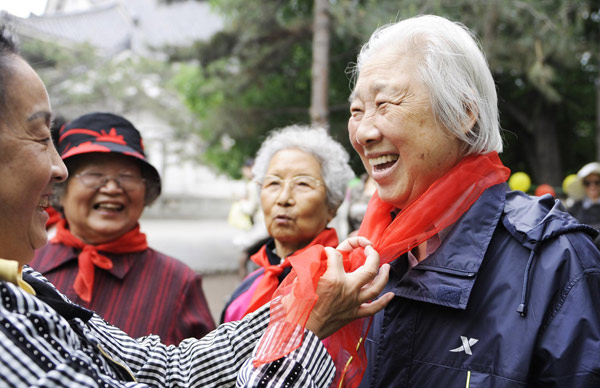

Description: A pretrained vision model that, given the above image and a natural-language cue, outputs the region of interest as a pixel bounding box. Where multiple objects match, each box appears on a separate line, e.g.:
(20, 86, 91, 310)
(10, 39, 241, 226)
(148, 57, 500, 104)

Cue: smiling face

(584, 173, 600, 201)
(61, 153, 146, 244)
(0, 55, 68, 264)
(260, 149, 335, 258)
(348, 45, 464, 209)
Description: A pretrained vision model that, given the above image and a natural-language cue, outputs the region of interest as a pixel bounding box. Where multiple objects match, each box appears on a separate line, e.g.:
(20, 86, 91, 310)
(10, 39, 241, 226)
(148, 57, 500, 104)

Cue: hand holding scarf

(245, 228, 339, 316)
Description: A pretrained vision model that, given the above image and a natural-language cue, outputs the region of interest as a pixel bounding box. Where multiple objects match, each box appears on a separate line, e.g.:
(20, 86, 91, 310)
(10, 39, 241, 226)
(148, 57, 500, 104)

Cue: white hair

(252, 125, 355, 210)
(350, 14, 502, 155)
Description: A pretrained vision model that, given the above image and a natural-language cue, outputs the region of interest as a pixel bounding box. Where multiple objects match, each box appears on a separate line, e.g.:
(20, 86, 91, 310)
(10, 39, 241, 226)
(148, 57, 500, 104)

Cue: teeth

(368, 154, 399, 166)
(38, 196, 49, 208)
(97, 203, 123, 210)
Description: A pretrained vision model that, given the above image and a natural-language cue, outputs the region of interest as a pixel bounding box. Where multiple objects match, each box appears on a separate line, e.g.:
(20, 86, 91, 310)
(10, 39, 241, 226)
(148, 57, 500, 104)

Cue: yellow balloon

(508, 172, 531, 192)
(562, 174, 578, 193)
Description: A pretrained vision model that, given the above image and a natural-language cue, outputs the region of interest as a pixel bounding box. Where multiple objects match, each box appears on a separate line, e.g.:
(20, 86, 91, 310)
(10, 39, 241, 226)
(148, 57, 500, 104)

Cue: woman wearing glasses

(222, 125, 354, 322)
(567, 162, 600, 240)
(30, 112, 216, 344)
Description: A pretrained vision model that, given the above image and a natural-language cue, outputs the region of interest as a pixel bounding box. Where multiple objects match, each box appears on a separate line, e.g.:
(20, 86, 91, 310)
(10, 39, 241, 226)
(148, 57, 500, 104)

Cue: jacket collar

(36, 242, 138, 280)
(389, 183, 506, 310)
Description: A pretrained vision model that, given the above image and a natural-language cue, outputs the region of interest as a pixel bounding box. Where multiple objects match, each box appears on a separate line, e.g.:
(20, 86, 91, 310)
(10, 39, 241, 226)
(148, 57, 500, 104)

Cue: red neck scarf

(245, 228, 338, 316)
(253, 152, 510, 387)
(52, 219, 148, 302)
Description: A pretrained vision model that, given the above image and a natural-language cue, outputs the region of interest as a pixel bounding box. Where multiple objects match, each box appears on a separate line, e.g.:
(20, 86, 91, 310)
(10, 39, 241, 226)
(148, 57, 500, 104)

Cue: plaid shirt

(0, 266, 334, 387)
(31, 243, 215, 345)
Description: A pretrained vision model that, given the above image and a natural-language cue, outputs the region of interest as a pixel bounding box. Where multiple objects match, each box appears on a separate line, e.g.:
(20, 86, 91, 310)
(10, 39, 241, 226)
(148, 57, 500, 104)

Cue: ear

(327, 206, 337, 223)
(464, 106, 478, 134)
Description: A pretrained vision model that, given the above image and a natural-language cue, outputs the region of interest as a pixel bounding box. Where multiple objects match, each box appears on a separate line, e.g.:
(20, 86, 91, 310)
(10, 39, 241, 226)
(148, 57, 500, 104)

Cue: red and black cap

(58, 112, 161, 201)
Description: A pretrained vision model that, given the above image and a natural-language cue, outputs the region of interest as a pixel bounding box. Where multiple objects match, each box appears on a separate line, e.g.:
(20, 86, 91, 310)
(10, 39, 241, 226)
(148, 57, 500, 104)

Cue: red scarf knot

(245, 228, 339, 316)
(52, 218, 148, 303)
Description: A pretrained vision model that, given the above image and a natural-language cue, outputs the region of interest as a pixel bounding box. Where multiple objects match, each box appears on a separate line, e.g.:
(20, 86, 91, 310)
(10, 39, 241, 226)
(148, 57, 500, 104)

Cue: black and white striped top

(0, 266, 334, 387)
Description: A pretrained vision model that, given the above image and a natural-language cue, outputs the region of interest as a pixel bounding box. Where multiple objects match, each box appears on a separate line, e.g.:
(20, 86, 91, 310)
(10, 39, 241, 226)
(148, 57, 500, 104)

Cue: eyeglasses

(74, 172, 146, 191)
(260, 175, 322, 193)
(583, 179, 600, 187)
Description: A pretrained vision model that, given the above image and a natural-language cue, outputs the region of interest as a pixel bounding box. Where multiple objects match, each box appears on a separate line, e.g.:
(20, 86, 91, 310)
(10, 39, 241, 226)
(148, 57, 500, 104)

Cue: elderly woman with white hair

(253, 15, 600, 388)
(222, 125, 354, 322)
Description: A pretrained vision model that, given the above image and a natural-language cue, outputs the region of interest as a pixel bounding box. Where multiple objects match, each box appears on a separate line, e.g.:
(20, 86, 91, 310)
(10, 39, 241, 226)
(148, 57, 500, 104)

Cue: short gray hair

(350, 15, 502, 155)
(252, 125, 355, 210)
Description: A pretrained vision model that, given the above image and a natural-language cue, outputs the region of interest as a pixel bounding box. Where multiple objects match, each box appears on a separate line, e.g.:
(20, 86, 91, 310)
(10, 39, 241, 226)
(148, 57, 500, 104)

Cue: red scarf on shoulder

(245, 228, 339, 316)
(253, 152, 510, 387)
(52, 219, 148, 302)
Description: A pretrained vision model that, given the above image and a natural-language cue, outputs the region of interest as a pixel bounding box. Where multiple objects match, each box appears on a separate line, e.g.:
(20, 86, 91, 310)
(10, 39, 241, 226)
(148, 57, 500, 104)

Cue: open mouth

(37, 195, 50, 209)
(93, 202, 125, 212)
(369, 154, 399, 171)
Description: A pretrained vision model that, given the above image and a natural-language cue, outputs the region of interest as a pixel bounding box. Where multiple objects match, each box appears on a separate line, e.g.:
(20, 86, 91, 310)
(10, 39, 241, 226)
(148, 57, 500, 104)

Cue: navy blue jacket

(359, 183, 600, 387)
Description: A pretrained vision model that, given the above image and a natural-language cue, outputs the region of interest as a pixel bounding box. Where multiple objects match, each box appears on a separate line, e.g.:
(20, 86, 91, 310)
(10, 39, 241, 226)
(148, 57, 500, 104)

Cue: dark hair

(0, 25, 19, 118)
(50, 114, 67, 149)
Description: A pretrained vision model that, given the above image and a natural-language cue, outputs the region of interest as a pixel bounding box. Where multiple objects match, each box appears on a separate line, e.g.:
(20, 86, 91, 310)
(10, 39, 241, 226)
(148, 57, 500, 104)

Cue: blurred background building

(1, 0, 241, 220)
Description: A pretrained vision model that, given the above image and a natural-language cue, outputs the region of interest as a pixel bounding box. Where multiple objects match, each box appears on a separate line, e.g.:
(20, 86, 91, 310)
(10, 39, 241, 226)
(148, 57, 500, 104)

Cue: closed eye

(350, 107, 364, 118)
(83, 172, 104, 178)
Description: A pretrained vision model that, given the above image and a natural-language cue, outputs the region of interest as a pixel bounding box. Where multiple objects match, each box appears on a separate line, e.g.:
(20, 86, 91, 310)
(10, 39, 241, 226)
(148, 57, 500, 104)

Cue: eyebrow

(350, 80, 403, 103)
(27, 111, 52, 122)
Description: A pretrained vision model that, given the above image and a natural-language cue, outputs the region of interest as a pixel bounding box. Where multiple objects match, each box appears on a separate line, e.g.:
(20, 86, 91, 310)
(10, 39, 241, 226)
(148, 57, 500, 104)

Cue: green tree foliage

(172, 0, 366, 178)
(175, 0, 599, 185)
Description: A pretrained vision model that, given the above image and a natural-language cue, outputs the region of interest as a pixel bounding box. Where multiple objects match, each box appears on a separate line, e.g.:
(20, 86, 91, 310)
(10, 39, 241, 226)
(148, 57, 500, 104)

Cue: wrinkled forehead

(350, 45, 424, 102)
(0, 56, 51, 138)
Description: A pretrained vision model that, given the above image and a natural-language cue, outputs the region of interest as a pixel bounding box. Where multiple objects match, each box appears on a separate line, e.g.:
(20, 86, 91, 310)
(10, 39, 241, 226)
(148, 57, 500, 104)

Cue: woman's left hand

(305, 237, 393, 339)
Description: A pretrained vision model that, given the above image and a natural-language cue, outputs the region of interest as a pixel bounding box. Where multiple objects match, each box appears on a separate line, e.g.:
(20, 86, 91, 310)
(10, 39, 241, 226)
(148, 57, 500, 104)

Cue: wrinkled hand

(305, 237, 394, 339)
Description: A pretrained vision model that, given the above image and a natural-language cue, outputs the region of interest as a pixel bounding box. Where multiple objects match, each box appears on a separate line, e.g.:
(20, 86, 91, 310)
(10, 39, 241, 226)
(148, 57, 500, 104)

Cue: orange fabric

(52, 219, 148, 302)
(245, 228, 339, 316)
(253, 152, 510, 388)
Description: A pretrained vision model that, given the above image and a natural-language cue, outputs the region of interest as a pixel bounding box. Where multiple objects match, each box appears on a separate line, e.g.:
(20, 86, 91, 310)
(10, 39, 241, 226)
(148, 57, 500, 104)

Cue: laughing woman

(30, 112, 215, 344)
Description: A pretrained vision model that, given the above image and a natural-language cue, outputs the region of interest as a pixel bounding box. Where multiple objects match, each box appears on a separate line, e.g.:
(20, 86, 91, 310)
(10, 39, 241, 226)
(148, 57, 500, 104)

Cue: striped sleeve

(88, 305, 272, 387)
(236, 329, 335, 388)
(4, 269, 334, 387)
(89, 301, 334, 388)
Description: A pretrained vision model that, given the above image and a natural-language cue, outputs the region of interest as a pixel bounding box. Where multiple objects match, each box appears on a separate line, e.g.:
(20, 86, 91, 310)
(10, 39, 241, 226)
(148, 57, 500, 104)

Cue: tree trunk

(501, 98, 562, 186)
(309, 0, 330, 128)
(532, 105, 562, 186)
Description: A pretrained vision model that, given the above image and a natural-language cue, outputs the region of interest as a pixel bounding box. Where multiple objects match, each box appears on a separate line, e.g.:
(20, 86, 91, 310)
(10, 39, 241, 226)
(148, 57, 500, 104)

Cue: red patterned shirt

(31, 242, 215, 345)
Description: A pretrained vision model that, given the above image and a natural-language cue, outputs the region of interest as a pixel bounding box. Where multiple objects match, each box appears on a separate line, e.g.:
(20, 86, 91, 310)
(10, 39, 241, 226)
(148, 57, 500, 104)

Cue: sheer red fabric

(52, 219, 148, 302)
(253, 152, 510, 387)
(245, 228, 339, 316)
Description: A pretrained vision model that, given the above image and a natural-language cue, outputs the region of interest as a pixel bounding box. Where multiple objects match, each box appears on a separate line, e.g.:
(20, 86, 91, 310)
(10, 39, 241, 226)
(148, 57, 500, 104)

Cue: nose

(99, 177, 124, 193)
(50, 144, 68, 183)
(275, 181, 295, 206)
(353, 110, 382, 147)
